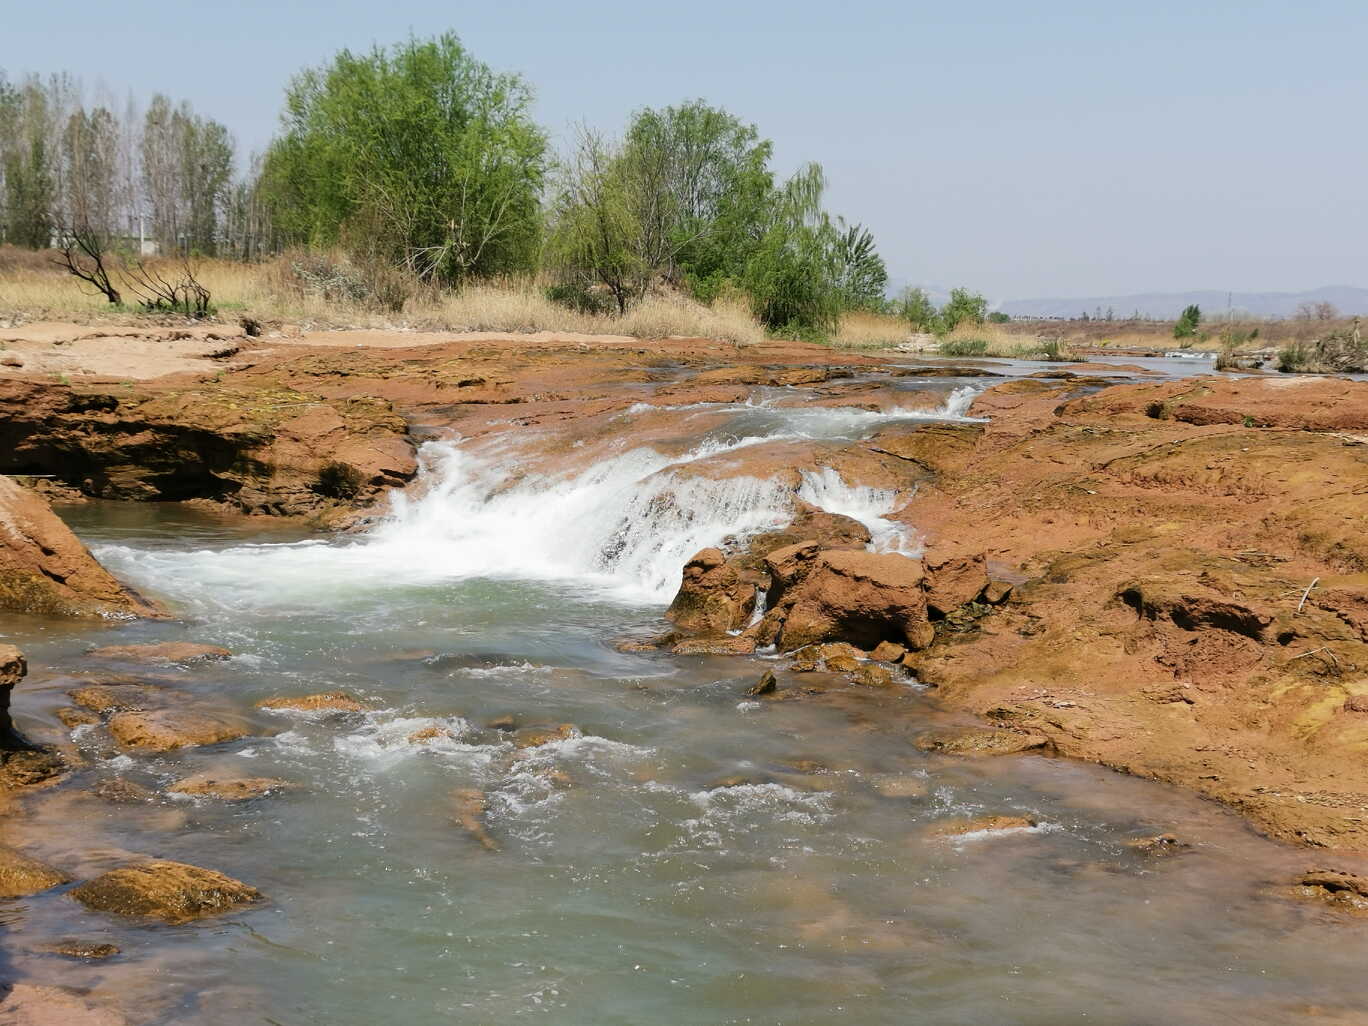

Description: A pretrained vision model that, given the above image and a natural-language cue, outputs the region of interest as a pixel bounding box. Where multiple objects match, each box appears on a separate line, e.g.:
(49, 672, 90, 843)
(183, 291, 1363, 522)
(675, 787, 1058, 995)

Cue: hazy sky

(4, 0, 1364, 300)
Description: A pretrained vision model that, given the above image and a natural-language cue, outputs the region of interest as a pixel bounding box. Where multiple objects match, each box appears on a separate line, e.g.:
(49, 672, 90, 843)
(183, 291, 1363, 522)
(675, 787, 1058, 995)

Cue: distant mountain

(998, 285, 1368, 320)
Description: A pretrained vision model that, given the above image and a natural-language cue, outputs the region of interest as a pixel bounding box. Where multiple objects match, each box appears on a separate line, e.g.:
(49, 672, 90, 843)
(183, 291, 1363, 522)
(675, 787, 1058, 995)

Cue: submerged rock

(45, 939, 121, 960)
(70, 859, 262, 924)
(256, 691, 368, 713)
(913, 727, 1050, 757)
(870, 775, 929, 799)
(107, 709, 249, 752)
(87, 642, 230, 664)
(513, 724, 578, 749)
(1294, 869, 1368, 913)
(0, 477, 164, 619)
(56, 707, 101, 729)
(927, 815, 1039, 839)
(0, 748, 65, 790)
(451, 788, 499, 852)
(1125, 833, 1190, 857)
(0, 843, 69, 897)
(68, 682, 178, 714)
(669, 635, 757, 656)
(169, 773, 292, 801)
(0, 984, 128, 1026)
(92, 778, 157, 804)
(406, 725, 454, 744)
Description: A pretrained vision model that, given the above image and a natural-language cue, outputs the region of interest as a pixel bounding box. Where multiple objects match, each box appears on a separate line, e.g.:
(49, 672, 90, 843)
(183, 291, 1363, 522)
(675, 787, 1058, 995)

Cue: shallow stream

(4, 363, 1368, 1025)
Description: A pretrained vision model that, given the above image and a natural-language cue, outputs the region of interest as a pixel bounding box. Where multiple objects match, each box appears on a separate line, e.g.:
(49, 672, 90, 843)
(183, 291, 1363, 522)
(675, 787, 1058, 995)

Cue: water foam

(95, 388, 976, 609)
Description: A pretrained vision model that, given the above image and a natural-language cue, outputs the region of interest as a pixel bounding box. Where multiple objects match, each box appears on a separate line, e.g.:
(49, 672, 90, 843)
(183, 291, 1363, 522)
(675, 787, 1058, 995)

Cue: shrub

(937, 337, 989, 357)
(1276, 342, 1310, 372)
(1173, 304, 1201, 339)
(545, 281, 614, 315)
(316, 461, 364, 499)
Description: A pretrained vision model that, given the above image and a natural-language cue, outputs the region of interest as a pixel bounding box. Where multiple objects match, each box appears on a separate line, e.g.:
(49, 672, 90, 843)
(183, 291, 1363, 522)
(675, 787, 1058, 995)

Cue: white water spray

(96, 390, 978, 609)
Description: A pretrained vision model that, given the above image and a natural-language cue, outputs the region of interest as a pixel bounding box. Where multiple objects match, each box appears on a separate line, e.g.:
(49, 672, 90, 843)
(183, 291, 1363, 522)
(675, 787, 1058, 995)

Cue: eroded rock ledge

(662, 374, 1368, 852)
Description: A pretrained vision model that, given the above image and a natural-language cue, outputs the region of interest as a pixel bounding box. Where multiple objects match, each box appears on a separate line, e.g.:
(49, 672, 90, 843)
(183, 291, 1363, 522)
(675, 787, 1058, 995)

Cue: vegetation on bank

(0, 35, 908, 342)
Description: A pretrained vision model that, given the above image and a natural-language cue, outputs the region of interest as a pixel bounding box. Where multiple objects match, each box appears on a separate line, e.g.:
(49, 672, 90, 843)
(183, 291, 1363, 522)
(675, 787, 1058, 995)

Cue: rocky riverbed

(1, 322, 1367, 1023)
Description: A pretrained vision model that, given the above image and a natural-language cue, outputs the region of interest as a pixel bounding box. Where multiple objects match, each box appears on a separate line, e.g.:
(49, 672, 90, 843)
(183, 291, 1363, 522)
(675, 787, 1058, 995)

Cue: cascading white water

(95, 389, 978, 609)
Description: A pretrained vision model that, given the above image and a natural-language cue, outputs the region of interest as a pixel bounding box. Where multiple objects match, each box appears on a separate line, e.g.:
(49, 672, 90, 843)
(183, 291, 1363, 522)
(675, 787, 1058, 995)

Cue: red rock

(87, 642, 229, 664)
(666, 548, 756, 634)
(923, 549, 990, 617)
(69, 859, 261, 924)
(763, 546, 929, 651)
(0, 478, 164, 619)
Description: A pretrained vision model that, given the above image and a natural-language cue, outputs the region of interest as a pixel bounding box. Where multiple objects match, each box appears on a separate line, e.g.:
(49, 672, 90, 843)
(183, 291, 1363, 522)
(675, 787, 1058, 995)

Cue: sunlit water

(4, 371, 1368, 1025)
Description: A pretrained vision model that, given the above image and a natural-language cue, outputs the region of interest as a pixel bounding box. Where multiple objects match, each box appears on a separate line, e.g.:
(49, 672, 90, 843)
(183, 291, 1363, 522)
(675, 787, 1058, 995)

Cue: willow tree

(262, 33, 548, 285)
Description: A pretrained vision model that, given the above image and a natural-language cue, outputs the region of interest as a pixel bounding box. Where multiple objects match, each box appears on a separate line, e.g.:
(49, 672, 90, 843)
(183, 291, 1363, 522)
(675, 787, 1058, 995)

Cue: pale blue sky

(4, 0, 1364, 300)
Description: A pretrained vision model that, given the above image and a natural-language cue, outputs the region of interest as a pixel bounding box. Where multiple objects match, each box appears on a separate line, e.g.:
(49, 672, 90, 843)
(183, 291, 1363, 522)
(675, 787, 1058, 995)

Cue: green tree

(741, 163, 843, 336)
(1, 77, 56, 248)
(895, 286, 937, 330)
(619, 100, 775, 297)
(1174, 303, 1202, 339)
(937, 287, 988, 335)
(262, 33, 548, 284)
(831, 221, 888, 310)
(546, 127, 652, 314)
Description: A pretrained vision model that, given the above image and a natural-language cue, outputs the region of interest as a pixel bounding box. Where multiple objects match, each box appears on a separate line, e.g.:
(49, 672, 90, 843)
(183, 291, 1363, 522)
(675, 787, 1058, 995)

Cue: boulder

(870, 641, 908, 663)
(762, 545, 929, 651)
(0, 843, 69, 897)
(257, 691, 367, 713)
(923, 550, 990, 617)
(746, 670, 778, 697)
(0, 644, 27, 738)
(69, 859, 261, 924)
(983, 580, 1014, 605)
(0, 477, 164, 619)
(107, 709, 249, 752)
(87, 642, 229, 664)
(665, 548, 756, 634)
(789, 642, 869, 672)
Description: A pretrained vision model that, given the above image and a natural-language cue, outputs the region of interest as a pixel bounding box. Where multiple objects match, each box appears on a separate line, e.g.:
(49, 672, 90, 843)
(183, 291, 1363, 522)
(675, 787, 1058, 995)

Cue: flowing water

(5, 371, 1368, 1025)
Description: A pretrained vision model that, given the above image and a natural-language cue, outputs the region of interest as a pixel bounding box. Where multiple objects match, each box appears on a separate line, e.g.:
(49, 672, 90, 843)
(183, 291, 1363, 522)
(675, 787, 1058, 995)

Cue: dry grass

(827, 310, 912, 350)
(0, 246, 766, 345)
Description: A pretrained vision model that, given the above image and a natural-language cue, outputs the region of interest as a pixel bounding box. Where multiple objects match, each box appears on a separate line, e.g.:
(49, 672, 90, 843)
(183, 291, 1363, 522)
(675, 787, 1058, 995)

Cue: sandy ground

(0, 321, 653, 381)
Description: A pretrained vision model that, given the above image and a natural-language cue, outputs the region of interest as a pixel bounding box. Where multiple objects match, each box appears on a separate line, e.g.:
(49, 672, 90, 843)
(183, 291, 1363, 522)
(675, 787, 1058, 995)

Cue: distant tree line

(3, 34, 897, 336)
(0, 72, 271, 259)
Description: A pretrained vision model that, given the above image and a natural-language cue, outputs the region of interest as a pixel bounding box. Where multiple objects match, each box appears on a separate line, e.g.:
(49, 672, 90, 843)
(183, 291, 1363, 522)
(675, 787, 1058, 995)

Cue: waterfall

(95, 389, 978, 609)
